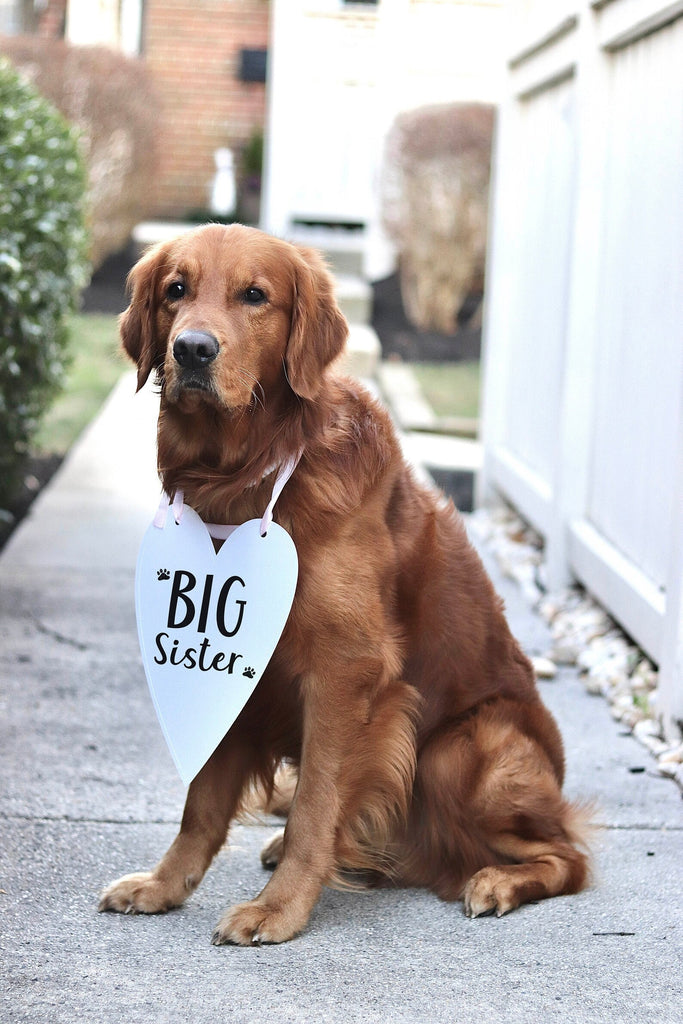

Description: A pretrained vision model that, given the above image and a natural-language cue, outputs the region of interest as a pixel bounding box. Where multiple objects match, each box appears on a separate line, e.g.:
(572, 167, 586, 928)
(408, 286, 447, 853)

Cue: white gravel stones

(471, 504, 682, 791)
(530, 656, 558, 679)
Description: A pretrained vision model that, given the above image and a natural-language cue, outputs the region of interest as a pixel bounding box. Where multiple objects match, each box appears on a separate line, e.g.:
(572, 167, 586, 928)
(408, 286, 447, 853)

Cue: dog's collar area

(153, 451, 302, 538)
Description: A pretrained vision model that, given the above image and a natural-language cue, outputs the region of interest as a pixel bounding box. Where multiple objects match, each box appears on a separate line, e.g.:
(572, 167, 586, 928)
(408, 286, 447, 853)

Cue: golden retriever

(99, 223, 589, 944)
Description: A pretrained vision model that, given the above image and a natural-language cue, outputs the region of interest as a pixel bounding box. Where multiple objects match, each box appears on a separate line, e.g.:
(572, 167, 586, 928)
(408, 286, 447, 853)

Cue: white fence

(480, 0, 683, 740)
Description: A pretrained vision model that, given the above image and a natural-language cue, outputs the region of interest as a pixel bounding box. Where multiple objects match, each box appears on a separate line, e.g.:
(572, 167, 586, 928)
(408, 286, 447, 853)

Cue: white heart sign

(135, 505, 298, 785)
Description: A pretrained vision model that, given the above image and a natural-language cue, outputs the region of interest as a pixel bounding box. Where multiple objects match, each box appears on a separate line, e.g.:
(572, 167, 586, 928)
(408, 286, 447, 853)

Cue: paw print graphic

(157, 568, 170, 581)
(243, 666, 255, 679)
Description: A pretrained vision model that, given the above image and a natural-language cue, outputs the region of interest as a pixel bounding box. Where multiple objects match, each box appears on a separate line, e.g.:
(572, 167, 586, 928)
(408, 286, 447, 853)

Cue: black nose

(173, 330, 219, 369)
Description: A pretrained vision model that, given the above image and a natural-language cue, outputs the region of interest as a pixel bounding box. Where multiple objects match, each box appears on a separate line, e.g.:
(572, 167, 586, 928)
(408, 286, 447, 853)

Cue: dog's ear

(119, 242, 169, 392)
(285, 247, 348, 400)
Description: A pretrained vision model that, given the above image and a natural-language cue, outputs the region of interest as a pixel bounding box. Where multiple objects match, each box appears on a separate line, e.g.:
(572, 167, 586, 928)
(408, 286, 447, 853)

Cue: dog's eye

(243, 287, 266, 305)
(166, 281, 185, 301)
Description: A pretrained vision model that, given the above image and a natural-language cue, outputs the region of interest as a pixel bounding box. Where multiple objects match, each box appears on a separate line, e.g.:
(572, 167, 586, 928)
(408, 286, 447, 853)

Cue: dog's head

(120, 224, 348, 410)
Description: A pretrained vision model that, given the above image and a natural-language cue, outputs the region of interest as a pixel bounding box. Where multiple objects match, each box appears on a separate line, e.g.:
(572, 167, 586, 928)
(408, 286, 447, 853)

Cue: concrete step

(401, 431, 482, 475)
(377, 360, 482, 511)
(132, 220, 191, 255)
(338, 324, 381, 380)
(334, 274, 372, 325)
(401, 431, 482, 512)
(285, 227, 371, 325)
(286, 225, 366, 277)
(376, 362, 437, 432)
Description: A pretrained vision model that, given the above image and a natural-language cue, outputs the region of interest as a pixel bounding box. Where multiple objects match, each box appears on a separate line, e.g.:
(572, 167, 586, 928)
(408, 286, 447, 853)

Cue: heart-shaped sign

(135, 504, 298, 785)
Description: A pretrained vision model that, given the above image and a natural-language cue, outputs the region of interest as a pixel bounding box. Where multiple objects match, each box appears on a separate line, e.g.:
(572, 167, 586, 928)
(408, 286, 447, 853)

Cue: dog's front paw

(212, 897, 306, 946)
(98, 871, 185, 915)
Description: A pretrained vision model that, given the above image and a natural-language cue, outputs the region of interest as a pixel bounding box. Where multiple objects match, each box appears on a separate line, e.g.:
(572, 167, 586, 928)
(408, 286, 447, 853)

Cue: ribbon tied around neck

(135, 454, 300, 785)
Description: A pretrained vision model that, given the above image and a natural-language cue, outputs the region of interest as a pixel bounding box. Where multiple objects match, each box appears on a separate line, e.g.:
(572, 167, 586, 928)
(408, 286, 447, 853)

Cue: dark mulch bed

(0, 453, 63, 550)
(81, 244, 133, 315)
(371, 272, 481, 364)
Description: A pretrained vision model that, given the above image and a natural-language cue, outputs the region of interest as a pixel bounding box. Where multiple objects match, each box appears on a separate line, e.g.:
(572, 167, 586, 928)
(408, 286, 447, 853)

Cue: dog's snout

(173, 330, 219, 370)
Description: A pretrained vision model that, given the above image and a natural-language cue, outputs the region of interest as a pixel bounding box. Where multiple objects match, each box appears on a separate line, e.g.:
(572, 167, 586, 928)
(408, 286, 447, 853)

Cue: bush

(381, 104, 495, 335)
(0, 57, 89, 509)
(236, 129, 264, 225)
(1, 36, 159, 268)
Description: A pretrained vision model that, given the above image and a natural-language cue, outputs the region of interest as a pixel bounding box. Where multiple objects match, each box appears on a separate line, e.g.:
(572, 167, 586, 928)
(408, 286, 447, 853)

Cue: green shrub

(0, 57, 89, 509)
(241, 129, 263, 181)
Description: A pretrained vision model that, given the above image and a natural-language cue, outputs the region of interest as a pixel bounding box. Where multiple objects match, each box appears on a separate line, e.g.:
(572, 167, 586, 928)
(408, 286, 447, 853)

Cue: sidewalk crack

(31, 614, 89, 651)
(0, 812, 179, 825)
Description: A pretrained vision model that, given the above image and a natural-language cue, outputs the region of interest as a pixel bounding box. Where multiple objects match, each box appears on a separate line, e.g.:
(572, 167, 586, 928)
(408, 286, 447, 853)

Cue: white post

(120, 0, 144, 56)
(544, 2, 608, 590)
(66, 0, 119, 47)
(260, 0, 306, 236)
(659, 371, 683, 741)
(477, 12, 520, 509)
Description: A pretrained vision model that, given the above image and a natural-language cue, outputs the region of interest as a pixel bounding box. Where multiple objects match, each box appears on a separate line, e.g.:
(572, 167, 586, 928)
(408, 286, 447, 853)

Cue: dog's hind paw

(463, 867, 519, 919)
(260, 829, 285, 870)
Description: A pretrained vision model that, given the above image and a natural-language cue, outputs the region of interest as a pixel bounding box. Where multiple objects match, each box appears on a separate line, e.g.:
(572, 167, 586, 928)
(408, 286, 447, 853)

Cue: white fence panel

(586, 18, 683, 591)
(481, 1, 683, 739)
(499, 78, 576, 493)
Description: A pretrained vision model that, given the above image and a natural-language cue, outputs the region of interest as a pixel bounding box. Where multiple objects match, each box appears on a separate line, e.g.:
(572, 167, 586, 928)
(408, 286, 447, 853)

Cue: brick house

(141, 1, 269, 218)
(2, 0, 269, 219)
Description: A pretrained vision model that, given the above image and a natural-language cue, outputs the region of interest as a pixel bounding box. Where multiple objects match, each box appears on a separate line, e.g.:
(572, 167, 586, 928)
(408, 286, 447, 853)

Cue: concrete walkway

(1, 374, 681, 1024)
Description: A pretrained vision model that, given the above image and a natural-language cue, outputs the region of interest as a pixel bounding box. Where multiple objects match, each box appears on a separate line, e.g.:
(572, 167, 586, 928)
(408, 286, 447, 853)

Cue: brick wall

(38, 0, 67, 37)
(144, 0, 269, 219)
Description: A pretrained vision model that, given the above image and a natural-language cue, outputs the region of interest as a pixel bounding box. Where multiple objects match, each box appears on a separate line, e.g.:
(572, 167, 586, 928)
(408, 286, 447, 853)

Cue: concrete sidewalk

(1, 374, 681, 1024)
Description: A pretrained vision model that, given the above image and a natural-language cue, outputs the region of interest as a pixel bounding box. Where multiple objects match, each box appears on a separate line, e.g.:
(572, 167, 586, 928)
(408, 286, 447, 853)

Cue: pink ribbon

(153, 451, 302, 538)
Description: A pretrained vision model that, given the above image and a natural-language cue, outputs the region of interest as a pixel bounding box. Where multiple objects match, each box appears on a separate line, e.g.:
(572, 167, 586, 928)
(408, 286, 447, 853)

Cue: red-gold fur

(99, 224, 589, 943)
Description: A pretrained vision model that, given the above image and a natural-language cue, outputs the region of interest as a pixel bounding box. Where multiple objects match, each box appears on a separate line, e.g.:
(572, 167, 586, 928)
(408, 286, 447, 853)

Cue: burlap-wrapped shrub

(382, 103, 494, 334)
(1, 36, 159, 269)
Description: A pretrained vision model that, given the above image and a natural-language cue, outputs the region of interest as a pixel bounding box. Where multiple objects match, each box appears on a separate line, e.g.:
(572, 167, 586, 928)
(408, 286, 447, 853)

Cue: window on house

(238, 48, 268, 84)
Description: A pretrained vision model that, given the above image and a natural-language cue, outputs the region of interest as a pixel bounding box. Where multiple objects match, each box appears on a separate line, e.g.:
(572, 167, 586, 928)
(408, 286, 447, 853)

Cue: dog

(99, 223, 589, 944)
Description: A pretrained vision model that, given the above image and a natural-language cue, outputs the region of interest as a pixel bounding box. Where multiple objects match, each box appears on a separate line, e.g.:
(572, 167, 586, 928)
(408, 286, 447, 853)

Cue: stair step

(335, 274, 372, 324)
(132, 220, 191, 255)
(376, 362, 437, 432)
(337, 324, 381, 380)
(287, 225, 366, 277)
(401, 432, 482, 474)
